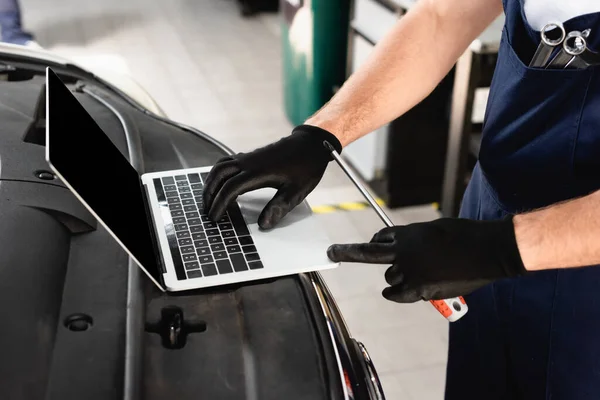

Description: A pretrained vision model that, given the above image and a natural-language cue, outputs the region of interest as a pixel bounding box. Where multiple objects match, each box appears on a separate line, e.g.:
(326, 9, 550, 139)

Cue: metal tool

(568, 29, 599, 68)
(582, 28, 592, 38)
(570, 46, 600, 68)
(530, 22, 566, 67)
(546, 30, 588, 69)
(323, 140, 469, 322)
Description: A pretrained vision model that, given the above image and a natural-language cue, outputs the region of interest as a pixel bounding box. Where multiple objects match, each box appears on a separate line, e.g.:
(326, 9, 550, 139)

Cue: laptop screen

(45, 68, 161, 284)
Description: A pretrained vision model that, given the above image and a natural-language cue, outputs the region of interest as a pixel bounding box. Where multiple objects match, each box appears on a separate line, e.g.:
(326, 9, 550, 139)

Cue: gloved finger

(207, 172, 266, 222)
(384, 264, 405, 286)
(382, 284, 422, 303)
(203, 159, 240, 213)
(371, 226, 399, 243)
(257, 186, 304, 230)
(327, 243, 395, 264)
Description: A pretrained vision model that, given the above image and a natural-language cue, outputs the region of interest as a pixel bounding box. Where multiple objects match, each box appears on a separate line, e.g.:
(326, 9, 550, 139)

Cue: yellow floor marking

(312, 205, 338, 214)
(337, 202, 368, 211)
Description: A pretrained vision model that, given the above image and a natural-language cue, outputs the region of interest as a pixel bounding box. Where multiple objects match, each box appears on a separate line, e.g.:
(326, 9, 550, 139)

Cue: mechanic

(204, 0, 600, 398)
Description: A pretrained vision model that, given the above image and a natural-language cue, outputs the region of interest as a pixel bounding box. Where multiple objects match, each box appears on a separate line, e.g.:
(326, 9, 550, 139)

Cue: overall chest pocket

(479, 27, 596, 209)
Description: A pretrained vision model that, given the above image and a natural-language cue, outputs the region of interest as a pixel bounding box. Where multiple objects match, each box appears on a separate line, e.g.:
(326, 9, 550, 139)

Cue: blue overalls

(445, 0, 600, 398)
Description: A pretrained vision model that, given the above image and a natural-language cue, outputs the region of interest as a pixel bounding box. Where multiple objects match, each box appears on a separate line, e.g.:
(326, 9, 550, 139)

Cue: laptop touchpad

(237, 188, 312, 230)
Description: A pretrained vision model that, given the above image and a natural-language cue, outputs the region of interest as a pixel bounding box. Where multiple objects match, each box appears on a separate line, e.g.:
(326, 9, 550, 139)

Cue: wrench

(570, 47, 600, 68)
(530, 22, 566, 67)
(568, 30, 599, 69)
(323, 140, 469, 322)
(546, 30, 587, 69)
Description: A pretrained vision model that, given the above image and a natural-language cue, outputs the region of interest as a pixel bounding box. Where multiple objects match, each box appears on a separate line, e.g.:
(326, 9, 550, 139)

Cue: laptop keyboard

(153, 172, 263, 280)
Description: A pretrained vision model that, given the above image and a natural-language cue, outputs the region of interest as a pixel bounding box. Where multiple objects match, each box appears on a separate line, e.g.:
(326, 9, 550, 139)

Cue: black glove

(203, 125, 342, 229)
(327, 217, 527, 302)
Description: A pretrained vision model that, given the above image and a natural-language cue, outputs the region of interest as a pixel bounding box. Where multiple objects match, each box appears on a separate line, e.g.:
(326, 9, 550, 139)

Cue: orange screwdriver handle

(430, 297, 468, 322)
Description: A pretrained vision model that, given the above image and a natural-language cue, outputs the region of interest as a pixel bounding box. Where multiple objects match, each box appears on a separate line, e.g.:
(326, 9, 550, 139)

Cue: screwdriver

(324, 140, 469, 322)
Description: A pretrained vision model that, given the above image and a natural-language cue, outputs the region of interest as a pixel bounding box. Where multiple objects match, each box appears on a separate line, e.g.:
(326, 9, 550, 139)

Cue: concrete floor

(21, 0, 449, 397)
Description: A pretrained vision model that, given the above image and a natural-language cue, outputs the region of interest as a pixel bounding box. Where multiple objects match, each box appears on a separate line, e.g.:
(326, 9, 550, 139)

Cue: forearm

(514, 190, 600, 271)
(306, 0, 502, 147)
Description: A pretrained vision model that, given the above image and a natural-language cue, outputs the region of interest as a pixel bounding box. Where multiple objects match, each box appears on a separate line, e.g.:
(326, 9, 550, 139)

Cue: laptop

(45, 68, 338, 292)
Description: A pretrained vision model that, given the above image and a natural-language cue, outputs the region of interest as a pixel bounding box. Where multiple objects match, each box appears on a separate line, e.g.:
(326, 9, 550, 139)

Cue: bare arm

(306, 0, 503, 146)
(515, 190, 600, 271)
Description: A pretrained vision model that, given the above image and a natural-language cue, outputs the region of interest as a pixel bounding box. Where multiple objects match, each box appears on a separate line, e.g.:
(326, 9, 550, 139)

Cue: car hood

(0, 42, 165, 116)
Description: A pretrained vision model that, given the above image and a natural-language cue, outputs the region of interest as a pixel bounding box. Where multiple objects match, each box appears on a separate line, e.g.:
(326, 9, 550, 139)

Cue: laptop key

(196, 247, 210, 256)
(245, 253, 260, 262)
(227, 204, 250, 236)
(175, 175, 187, 181)
(230, 253, 248, 272)
(163, 184, 177, 191)
(166, 190, 179, 198)
(219, 223, 233, 231)
(238, 236, 253, 246)
(178, 238, 192, 246)
(217, 216, 230, 224)
(176, 231, 190, 239)
(193, 190, 203, 197)
(186, 211, 200, 219)
(179, 187, 191, 193)
(171, 210, 184, 217)
(173, 217, 186, 224)
(194, 196, 203, 203)
(224, 238, 238, 246)
(210, 243, 225, 252)
(180, 245, 195, 254)
(213, 251, 228, 260)
(162, 177, 175, 185)
(201, 215, 211, 222)
(199, 255, 214, 264)
(188, 173, 201, 183)
(226, 245, 241, 254)
(184, 261, 200, 271)
(180, 192, 193, 199)
(190, 225, 204, 233)
(187, 269, 203, 279)
(194, 239, 208, 248)
(191, 184, 203, 190)
(221, 230, 235, 238)
(248, 261, 264, 270)
(204, 221, 217, 229)
(169, 204, 183, 211)
(174, 224, 188, 231)
(202, 263, 218, 276)
(242, 245, 257, 253)
(182, 253, 197, 262)
(208, 236, 223, 244)
(182, 199, 195, 206)
(206, 229, 220, 236)
(192, 232, 206, 240)
(177, 180, 189, 187)
(216, 259, 233, 274)
(184, 205, 196, 212)
(188, 218, 202, 226)
(167, 197, 180, 205)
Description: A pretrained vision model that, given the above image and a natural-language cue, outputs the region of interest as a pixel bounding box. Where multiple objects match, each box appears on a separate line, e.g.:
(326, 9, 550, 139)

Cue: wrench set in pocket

(529, 22, 600, 69)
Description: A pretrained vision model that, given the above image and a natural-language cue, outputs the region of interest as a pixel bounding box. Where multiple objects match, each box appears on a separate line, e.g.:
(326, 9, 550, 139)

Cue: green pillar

(281, 0, 351, 126)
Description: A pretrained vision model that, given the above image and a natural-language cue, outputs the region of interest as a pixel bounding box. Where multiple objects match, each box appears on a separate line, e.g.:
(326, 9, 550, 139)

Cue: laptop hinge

(141, 182, 167, 274)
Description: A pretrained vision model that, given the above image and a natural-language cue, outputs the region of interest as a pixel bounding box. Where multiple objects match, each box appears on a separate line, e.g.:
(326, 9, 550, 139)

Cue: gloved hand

(203, 125, 342, 229)
(327, 217, 528, 302)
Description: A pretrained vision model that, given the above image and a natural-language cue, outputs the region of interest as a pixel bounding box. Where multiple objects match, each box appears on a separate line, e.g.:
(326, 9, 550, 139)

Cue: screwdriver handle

(324, 140, 469, 322)
(430, 298, 468, 322)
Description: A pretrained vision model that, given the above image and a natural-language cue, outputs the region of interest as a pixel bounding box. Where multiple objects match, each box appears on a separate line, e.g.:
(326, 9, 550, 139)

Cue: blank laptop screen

(46, 69, 161, 282)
